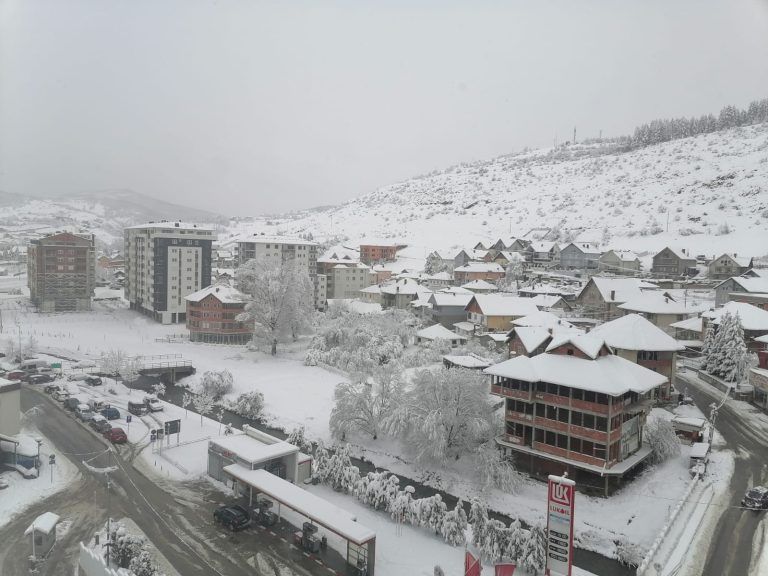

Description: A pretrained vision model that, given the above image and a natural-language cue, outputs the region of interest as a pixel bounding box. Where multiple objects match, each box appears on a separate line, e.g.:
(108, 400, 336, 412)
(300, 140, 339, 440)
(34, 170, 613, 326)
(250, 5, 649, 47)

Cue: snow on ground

(0, 425, 80, 530)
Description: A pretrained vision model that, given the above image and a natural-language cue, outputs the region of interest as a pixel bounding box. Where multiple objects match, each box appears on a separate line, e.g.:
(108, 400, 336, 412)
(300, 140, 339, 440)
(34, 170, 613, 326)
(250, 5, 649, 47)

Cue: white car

(75, 404, 94, 421)
(143, 395, 164, 412)
(67, 373, 89, 381)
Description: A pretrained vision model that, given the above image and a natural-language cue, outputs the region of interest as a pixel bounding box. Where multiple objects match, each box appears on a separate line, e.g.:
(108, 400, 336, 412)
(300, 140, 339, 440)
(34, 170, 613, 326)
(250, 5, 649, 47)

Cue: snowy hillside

(241, 122, 768, 263)
(0, 189, 224, 246)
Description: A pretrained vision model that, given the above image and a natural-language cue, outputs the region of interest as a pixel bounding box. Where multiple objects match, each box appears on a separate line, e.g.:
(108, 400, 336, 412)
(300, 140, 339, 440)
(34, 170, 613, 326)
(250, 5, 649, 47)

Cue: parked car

(143, 395, 164, 412)
(53, 390, 71, 402)
(742, 486, 768, 510)
(67, 373, 89, 381)
(89, 414, 112, 433)
(5, 370, 26, 381)
(127, 401, 148, 416)
(100, 406, 121, 420)
(28, 373, 54, 385)
(87, 398, 106, 412)
(104, 427, 128, 444)
(213, 504, 251, 531)
(75, 404, 94, 421)
(85, 376, 103, 387)
(63, 397, 81, 411)
(45, 383, 63, 394)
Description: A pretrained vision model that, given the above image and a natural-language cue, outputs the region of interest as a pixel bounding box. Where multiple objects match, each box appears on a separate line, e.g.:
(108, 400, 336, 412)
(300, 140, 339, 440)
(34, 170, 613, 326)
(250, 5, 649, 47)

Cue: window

(596, 417, 607, 432)
(584, 391, 596, 403)
(557, 434, 568, 449)
(583, 414, 595, 429)
(545, 431, 556, 446)
(571, 411, 582, 427)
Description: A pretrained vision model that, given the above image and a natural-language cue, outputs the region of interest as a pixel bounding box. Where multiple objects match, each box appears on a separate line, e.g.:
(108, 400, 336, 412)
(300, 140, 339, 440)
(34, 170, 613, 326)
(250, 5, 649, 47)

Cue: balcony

(533, 442, 607, 467)
(570, 398, 610, 415)
(492, 385, 531, 401)
(506, 410, 533, 424)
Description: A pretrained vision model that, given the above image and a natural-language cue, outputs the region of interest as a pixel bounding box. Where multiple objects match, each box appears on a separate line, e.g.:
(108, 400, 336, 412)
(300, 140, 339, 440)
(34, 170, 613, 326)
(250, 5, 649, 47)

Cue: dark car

(85, 376, 103, 386)
(104, 427, 128, 444)
(89, 415, 112, 433)
(100, 406, 121, 420)
(742, 486, 768, 510)
(127, 401, 148, 416)
(5, 370, 26, 381)
(213, 504, 251, 531)
(44, 383, 63, 394)
(28, 373, 54, 385)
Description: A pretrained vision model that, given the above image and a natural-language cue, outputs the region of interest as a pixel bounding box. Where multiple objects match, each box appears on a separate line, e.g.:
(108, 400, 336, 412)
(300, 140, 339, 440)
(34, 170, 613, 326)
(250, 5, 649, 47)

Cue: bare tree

(119, 356, 143, 396)
(192, 392, 215, 427)
(182, 392, 194, 418)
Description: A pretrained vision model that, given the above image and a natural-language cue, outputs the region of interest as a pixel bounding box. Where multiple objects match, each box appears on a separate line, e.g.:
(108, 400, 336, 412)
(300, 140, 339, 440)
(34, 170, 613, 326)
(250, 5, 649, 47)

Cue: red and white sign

(545, 475, 575, 576)
(465, 551, 481, 576)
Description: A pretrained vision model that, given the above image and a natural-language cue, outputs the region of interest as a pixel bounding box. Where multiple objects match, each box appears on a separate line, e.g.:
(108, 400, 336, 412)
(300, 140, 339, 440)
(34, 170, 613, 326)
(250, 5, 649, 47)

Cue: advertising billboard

(546, 475, 575, 576)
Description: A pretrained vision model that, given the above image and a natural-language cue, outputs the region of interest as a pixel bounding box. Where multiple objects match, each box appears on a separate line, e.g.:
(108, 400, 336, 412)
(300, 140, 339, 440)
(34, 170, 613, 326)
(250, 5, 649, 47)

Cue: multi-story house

(428, 292, 474, 328)
(485, 333, 667, 495)
(574, 276, 656, 321)
(465, 294, 539, 332)
(185, 283, 250, 344)
(589, 313, 684, 401)
(560, 242, 601, 271)
(236, 234, 324, 310)
(359, 243, 407, 265)
(618, 292, 705, 336)
(708, 253, 753, 280)
(28, 232, 96, 312)
(380, 279, 432, 310)
(453, 262, 505, 284)
(599, 250, 641, 273)
(651, 247, 697, 277)
(713, 274, 768, 307)
(331, 263, 373, 299)
(124, 221, 215, 324)
(524, 242, 561, 267)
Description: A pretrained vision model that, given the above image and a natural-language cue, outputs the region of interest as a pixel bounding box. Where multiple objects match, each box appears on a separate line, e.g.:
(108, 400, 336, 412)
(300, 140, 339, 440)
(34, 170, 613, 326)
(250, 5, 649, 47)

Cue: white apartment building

(332, 263, 372, 299)
(235, 234, 326, 309)
(125, 221, 216, 324)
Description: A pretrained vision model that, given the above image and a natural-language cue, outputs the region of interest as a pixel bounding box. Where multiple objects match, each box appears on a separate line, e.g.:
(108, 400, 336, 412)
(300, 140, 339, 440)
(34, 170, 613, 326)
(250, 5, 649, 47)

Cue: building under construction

(27, 232, 96, 312)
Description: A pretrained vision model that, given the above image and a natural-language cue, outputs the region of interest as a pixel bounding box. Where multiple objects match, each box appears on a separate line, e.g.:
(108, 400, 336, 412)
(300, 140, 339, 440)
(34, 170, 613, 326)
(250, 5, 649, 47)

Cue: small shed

(689, 442, 710, 474)
(671, 416, 707, 443)
(25, 511, 60, 558)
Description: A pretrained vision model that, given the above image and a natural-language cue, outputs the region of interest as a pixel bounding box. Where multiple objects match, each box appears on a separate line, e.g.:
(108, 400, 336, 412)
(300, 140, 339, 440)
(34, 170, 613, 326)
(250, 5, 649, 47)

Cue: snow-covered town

(2, 3, 768, 576)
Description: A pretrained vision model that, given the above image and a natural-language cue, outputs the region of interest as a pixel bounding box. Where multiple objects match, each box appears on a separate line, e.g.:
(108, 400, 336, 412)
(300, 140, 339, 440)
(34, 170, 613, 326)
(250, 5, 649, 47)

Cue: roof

(359, 284, 382, 294)
(427, 271, 453, 281)
(530, 294, 568, 309)
(25, 512, 60, 536)
(589, 314, 685, 352)
(126, 221, 214, 232)
(416, 324, 466, 341)
(671, 416, 707, 430)
(442, 354, 492, 369)
(484, 353, 667, 396)
(656, 247, 696, 261)
(497, 251, 525, 262)
(545, 333, 606, 359)
(618, 292, 706, 315)
(453, 321, 476, 331)
(669, 316, 704, 333)
(511, 327, 551, 353)
(713, 253, 752, 268)
(428, 292, 473, 308)
(703, 302, 768, 331)
(184, 283, 245, 304)
(582, 277, 656, 303)
(222, 466, 375, 544)
(235, 233, 317, 247)
(441, 286, 473, 295)
(690, 442, 710, 459)
(563, 242, 601, 255)
(380, 279, 432, 296)
(602, 250, 640, 262)
(467, 294, 539, 317)
(512, 311, 574, 329)
(755, 334, 768, 344)
(461, 279, 499, 291)
(209, 434, 298, 465)
(454, 262, 505, 273)
(529, 241, 557, 253)
(718, 276, 768, 293)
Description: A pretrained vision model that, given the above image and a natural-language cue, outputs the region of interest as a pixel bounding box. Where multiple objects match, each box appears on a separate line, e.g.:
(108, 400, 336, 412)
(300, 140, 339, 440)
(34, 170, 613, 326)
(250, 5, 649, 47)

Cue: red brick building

(185, 284, 251, 344)
(485, 333, 667, 495)
(359, 244, 406, 265)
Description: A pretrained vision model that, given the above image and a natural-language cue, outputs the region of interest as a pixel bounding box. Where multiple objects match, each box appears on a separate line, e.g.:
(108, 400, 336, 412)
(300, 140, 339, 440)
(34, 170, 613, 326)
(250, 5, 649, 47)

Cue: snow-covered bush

(391, 485, 417, 525)
(286, 425, 313, 453)
(414, 493, 447, 535)
(482, 518, 509, 562)
(519, 524, 547, 575)
(228, 390, 265, 420)
(469, 498, 489, 549)
(385, 368, 495, 463)
(315, 443, 360, 493)
(199, 369, 234, 400)
(110, 526, 146, 568)
(475, 441, 522, 493)
(505, 517, 525, 563)
(440, 498, 468, 546)
(645, 417, 681, 464)
(616, 537, 645, 567)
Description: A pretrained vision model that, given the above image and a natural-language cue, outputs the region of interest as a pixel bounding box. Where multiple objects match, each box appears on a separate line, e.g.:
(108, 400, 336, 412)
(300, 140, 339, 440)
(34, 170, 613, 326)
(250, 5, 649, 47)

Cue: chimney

(610, 290, 615, 301)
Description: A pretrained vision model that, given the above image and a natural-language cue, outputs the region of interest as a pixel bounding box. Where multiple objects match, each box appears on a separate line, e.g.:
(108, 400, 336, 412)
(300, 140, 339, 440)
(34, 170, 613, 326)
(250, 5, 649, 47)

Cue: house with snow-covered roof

(713, 275, 768, 307)
(669, 316, 704, 348)
(651, 247, 697, 278)
(465, 294, 539, 332)
(708, 253, 753, 280)
(506, 324, 584, 358)
(380, 279, 432, 310)
(425, 271, 454, 290)
(185, 282, 250, 344)
(599, 250, 641, 273)
(524, 241, 561, 267)
(618, 291, 706, 336)
(574, 276, 656, 321)
(485, 334, 666, 495)
(529, 294, 572, 311)
(453, 249, 489, 269)
(560, 242, 601, 271)
(453, 262, 505, 284)
(416, 324, 467, 347)
(461, 279, 499, 293)
(428, 291, 474, 328)
(589, 314, 684, 400)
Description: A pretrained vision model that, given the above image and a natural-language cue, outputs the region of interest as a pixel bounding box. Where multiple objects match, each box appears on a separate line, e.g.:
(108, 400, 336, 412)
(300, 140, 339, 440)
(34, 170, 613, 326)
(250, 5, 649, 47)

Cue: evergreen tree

(505, 517, 525, 563)
(520, 524, 547, 576)
(440, 499, 468, 546)
(482, 518, 509, 563)
(701, 321, 716, 366)
(720, 313, 748, 383)
(469, 498, 489, 549)
(391, 485, 416, 525)
(706, 312, 731, 375)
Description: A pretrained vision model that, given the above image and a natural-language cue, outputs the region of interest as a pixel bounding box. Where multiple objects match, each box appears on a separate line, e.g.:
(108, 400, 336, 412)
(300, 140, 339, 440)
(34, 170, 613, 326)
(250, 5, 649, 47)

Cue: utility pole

(573, 126, 577, 144)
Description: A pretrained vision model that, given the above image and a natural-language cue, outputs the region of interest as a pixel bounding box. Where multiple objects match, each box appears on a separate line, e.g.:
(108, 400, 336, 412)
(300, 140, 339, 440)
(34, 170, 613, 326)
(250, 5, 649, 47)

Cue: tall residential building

(124, 221, 215, 324)
(28, 232, 96, 312)
(235, 234, 325, 309)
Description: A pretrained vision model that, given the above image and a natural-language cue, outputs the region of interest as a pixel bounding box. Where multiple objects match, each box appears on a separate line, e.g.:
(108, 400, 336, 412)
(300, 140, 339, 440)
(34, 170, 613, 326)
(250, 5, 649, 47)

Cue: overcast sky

(2, 0, 768, 216)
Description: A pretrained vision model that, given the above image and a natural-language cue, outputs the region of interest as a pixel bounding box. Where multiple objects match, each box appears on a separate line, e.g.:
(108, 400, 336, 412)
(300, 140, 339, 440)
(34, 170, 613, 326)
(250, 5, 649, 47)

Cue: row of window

(507, 400, 628, 432)
(533, 428, 607, 458)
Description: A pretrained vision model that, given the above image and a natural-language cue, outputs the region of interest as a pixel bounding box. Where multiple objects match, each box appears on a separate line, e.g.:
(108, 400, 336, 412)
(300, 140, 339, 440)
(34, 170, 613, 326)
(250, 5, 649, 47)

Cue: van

(128, 401, 148, 416)
(21, 359, 49, 371)
(87, 399, 106, 412)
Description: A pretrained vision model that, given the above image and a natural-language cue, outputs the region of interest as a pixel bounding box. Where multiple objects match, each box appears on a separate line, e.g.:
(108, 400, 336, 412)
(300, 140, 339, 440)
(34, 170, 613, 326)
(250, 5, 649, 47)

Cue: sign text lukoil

(546, 475, 575, 576)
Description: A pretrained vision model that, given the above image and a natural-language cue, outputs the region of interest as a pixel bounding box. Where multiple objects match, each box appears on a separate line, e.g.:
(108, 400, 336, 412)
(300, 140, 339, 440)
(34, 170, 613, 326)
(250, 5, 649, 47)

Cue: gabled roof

(528, 241, 558, 253)
(716, 276, 768, 293)
(618, 292, 706, 315)
(563, 242, 601, 255)
(545, 333, 606, 359)
(530, 294, 569, 309)
(380, 279, 432, 296)
(589, 314, 685, 352)
(512, 311, 574, 329)
(428, 271, 453, 281)
(461, 279, 499, 291)
(655, 247, 696, 261)
(184, 283, 245, 304)
(428, 292, 474, 307)
(467, 294, 539, 317)
(416, 324, 466, 341)
(497, 251, 525, 262)
(360, 284, 382, 294)
(441, 286, 474, 295)
(712, 253, 753, 268)
(581, 276, 657, 303)
(669, 316, 703, 333)
(508, 325, 583, 354)
(703, 302, 768, 331)
(484, 353, 667, 395)
(454, 262, 505, 273)
(601, 249, 640, 262)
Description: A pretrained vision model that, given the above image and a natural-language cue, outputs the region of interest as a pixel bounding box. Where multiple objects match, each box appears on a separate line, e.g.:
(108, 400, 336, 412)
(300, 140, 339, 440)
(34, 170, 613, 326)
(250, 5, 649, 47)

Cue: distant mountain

(260, 122, 768, 262)
(0, 189, 225, 246)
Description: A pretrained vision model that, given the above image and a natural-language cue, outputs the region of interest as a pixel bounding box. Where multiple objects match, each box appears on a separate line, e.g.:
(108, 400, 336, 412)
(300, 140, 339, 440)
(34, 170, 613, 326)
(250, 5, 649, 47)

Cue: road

(677, 371, 768, 576)
(0, 388, 341, 576)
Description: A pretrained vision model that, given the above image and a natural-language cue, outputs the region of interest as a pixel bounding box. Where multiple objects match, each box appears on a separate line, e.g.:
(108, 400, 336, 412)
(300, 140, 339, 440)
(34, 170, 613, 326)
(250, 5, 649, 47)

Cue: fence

(78, 542, 131, 576)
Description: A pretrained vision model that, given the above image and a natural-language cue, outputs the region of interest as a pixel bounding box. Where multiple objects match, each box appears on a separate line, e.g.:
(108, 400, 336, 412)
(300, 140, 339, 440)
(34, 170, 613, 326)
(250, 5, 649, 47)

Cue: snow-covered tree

(118, 355, 143, 393)
(520, 524, 547, 576)
(385, 368, 495, 463)
(323, 444, 360, 493)
(100, 349, 127, 380)
(469, 498, 489, 549)
(110, 525, 146, 568)
(719, 313, 748, 383)
(312, 442, 330, 483)
(424, 253, 448, 275)
(414, 494, 447, 535)
(286, 425, 313, 453)
(330, 363, 403, 440)
(229, 390, 265, 420)
(391, 485, 417, 525)
(235, 256, 314, 355)
(505, 517, 525, 563)
(182, 392, 194, 418)
(482, 518, 509, 563)
(440, 498, 468, 546)
(476, 440, 521, 493)
(701, 321, 716, 366)
(644, 416, 681, 464)
(151, 382, 166, 398)
(192, 391, 215, 427)
(199, 369, 234, 399)
(707, 312, 732, 375)
(128, 548, 159, 576)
